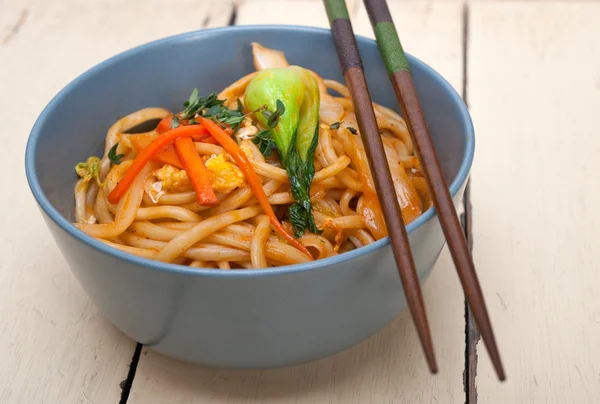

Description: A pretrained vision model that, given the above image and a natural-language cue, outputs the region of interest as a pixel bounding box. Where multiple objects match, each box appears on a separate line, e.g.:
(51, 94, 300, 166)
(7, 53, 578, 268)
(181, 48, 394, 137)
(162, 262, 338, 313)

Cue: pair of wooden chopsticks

(323, 0, 505, 380)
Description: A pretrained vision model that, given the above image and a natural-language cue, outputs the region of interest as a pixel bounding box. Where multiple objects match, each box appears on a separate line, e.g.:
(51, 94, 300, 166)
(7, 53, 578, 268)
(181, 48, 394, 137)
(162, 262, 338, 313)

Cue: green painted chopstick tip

(324, 0, 350, 24)
(374, 21, 410, 74)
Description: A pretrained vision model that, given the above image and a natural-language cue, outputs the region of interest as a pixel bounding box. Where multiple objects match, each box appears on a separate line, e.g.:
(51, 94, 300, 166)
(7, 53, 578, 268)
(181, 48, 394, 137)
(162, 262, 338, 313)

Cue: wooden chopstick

(323, 0, 438, 374)
(362, 0, 506, 381)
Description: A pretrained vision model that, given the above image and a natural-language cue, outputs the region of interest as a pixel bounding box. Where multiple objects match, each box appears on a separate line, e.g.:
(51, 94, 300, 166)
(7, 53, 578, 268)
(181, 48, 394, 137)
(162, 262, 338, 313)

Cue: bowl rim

(25, 24, 474, 278)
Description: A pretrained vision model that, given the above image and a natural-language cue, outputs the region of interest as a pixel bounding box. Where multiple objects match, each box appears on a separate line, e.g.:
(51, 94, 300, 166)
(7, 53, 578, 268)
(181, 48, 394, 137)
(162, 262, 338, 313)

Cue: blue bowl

(25, 26, 473, 368)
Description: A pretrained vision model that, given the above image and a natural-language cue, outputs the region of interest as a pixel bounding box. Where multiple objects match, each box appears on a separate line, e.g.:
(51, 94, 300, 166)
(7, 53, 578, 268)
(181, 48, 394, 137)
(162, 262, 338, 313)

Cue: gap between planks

(460, 2, 480, 404)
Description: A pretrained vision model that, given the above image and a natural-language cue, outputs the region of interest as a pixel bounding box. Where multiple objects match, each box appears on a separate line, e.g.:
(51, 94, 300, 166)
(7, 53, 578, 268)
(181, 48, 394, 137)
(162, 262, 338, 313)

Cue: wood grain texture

(468, 1, 600, 402)
(235, 0, 359, 27)
(128, 2, 467, 403)
(0, 1, 233, 403)
(353, 0, 464, 94)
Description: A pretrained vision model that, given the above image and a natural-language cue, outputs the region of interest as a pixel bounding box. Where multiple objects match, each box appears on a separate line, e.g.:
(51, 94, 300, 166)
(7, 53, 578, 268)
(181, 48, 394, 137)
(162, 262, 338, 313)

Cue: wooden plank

(468, 1, 600, 402)
(129, 2, 467, 403)
(0, 1, 234, 403)
(235, 0, 359, 27)
(352, 0, 464, 94)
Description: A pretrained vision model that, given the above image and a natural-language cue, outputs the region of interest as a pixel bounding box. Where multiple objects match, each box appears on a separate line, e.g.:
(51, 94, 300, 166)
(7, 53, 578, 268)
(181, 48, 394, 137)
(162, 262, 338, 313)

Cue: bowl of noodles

(25, 26, 473, 368)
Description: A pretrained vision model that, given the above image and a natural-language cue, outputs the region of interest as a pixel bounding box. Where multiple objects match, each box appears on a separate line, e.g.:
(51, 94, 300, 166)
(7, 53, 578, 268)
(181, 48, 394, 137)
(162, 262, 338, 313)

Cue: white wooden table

(2, 0, 599, 403)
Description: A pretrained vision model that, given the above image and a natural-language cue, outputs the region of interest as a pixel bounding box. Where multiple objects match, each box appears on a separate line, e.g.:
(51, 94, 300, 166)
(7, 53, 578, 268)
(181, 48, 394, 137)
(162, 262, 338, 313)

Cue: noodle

(135, 206, 202, 222)
(72, 43, 431, 269)
(251, 215, 270, 268)
(76, 162, 156, 238)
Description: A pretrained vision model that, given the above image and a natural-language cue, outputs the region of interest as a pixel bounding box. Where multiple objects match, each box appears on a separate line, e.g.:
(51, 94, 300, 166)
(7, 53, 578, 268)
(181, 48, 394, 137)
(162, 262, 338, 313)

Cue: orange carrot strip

(196, 135, 219, 145)
(157, 115, 219, 144)
(129, 133, 184, 169)
(154, 146, 184, 168)
(175, 137, 218, 206)
(129, 122, 216, 169)
(156, 115, 173, 134)
(108, 125, 207, 204)
(198, 117, 313, 259)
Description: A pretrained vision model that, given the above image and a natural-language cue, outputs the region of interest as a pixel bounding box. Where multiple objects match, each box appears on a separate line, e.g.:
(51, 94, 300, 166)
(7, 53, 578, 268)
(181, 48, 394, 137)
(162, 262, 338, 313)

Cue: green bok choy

(245, 66, 321, 237)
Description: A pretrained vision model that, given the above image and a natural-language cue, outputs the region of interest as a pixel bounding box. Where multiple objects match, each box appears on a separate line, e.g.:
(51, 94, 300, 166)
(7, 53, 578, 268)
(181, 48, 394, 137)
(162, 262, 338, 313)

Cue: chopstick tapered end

(488, 343, 506, 381)
(417, 318, 437, 374)
(427, 356, 438, 374)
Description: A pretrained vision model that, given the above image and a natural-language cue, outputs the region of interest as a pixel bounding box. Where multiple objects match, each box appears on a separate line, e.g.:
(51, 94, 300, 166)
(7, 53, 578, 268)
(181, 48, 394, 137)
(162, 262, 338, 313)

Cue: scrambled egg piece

(155, 164, 192, 193)
(154, 154, 245, 196)
(205, 153, 245, 193)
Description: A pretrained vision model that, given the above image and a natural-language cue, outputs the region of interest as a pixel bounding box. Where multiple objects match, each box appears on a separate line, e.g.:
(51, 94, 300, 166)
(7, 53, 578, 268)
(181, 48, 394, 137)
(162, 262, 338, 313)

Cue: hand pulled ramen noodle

(73, 43, 431, 269)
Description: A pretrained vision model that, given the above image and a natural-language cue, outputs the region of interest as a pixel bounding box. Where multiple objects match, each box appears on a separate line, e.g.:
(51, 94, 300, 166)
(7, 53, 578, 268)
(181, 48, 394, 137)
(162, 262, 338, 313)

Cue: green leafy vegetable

(245, 67, 321, 237)
(289, 66, 319, 162)
(285, 140, 319, 237)
(170, 116, 181, 129)
(108, 143, 125, 165)
(287, 66, 321, 236)
(347, 126, 358, 135)
(245, 68, 304, 162)
(75, 156, 103, 187)
(288, 203, 309, 239)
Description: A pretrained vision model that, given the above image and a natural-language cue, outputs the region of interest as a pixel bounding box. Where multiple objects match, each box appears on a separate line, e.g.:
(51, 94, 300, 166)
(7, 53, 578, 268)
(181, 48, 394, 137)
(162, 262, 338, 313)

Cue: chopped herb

(204, 105, 223, 117)
(108, 143, 125, 165)
(251, 100, 286, 158)
(180, 89, 226, 120)
(183, 88, 198, 108)
(252, 128, 276, 157)
(221, 114, 245, 126)
(329, 121, 356, 135)
(252, 100, 285, 157)
(262, 99, 285, 127)
(178, 89, 256, 134)
(170, 116, 180, 129)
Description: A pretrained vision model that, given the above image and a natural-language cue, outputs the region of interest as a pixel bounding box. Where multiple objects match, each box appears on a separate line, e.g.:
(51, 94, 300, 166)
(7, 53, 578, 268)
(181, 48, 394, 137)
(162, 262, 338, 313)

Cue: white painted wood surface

(128, 1, 467, 403)
(0, 1, 233, 403)
(468, 1, 600, 403)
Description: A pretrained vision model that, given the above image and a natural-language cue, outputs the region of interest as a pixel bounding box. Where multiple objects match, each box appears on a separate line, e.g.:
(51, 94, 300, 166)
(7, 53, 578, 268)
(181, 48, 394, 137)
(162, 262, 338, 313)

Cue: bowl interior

(26, 25, 472, 256)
